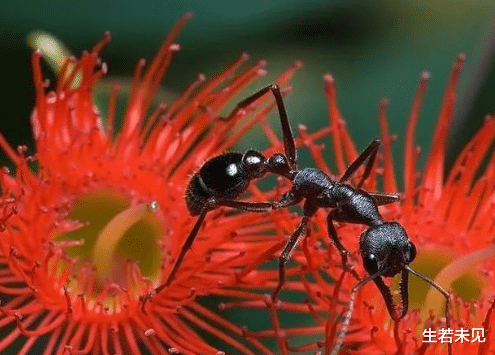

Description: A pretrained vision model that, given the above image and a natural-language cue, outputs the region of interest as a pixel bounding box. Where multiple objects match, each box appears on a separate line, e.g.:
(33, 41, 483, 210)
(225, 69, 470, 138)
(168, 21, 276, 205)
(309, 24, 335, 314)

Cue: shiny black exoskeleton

(155, 83, 451, 355)
(186, 151, 274, 216)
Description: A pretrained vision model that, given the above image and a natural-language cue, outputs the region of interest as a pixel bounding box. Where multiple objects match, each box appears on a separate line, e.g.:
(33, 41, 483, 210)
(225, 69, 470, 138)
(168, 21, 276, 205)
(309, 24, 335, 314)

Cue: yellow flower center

(57, 189, 164, 295)
(406, 247, 492, 318)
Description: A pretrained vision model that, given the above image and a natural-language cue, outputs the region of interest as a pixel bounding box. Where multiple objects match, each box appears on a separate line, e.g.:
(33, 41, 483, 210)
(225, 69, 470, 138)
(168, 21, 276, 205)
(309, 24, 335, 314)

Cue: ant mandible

(155, 84, 451, 355)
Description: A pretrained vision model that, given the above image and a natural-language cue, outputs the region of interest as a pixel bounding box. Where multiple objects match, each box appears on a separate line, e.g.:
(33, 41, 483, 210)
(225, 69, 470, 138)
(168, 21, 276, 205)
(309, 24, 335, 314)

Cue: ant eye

(407, 242, 417, 263)
(363, 253, 378, 274)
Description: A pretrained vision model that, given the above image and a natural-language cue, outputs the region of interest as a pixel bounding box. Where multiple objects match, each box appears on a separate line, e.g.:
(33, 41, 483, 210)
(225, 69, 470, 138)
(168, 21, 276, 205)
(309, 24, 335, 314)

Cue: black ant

(155, 84, 451, 355)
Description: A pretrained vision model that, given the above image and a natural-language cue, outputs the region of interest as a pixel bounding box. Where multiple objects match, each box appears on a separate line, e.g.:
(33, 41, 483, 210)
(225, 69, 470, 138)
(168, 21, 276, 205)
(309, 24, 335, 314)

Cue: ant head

(360, 222, 416, 277)
(242, 150, 267, 179)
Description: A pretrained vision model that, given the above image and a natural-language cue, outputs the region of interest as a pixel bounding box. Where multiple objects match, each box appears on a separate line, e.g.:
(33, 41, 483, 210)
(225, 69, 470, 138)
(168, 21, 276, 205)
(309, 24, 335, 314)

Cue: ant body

(156, 84, 451, 355)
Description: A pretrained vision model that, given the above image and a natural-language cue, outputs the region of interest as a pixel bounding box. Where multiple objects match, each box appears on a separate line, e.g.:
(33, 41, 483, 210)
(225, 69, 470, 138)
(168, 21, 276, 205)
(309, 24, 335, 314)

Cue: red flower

(0, 14, 305, 354)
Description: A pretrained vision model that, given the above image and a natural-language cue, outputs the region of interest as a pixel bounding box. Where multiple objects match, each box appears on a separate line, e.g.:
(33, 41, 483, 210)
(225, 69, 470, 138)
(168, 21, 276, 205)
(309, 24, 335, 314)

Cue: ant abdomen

(185, 152, 249, 215)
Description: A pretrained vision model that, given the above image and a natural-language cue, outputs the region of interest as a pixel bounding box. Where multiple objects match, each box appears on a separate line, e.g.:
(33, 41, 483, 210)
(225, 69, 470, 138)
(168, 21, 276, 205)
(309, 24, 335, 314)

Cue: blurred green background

(1, 0, 495, 178)
(1, 0, 495, 354)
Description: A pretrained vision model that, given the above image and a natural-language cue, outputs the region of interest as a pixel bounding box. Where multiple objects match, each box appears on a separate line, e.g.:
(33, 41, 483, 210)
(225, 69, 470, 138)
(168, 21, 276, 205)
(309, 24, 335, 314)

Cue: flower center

(405, 247, 491, 318)
(56, 189, 164, 296)
(423, 245, 495, 317)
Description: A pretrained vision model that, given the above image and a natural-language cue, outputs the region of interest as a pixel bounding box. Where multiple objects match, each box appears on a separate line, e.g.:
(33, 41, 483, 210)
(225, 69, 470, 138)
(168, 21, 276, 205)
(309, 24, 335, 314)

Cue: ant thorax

(291, 168, 336, 198)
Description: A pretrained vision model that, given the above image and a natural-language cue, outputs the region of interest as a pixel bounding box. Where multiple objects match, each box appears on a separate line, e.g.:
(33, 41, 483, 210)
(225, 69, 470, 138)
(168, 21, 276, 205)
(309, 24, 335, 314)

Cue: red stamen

(190, 302, 274, 355)
(110, 324, 123, 355)
(140, 13, 192, 95)
(126, 58, 147, 115)
(0, 133, 21, 167)
(31, 50, 47, 134)
(404, 71, 429, 201)
(42, 325, 63, 355)
(299, 124, 333, 175)
(56, 56, 77, 94)
(378, 98, 397, 193)
(16, 312, 66, 337)
(478, 298, 495, 355)
(105, 84, 122, 137)
(91, 31, 111, 55)
(122, 322, 141, 355)
(265, 295, 289, 355)
(324, 73, 347, 175)
(421, 54, 465, 202)
(158, 72, 205, 126)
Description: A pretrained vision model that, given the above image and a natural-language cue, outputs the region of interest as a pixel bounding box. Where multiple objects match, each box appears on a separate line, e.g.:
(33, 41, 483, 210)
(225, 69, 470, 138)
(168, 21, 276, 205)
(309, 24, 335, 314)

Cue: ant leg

(268, 84, 297, 170)
(272, 215, 310, 301)
(215, 199, 274, 212)
(368, 192, 400, 206)
(157, 208, 208, 292)
(398, 269, 409, 319)
(158, 199, 275, 292)
(225, 84, 274, 120)
(339, 139, 380, 185)
(272, 200, 316, 301)
(330, 271, 381, 355)
(356, 140, 379, 188)
(225, 84, 297, 170)
(327, 211, 360, 280)
(273, 190, 302, 209)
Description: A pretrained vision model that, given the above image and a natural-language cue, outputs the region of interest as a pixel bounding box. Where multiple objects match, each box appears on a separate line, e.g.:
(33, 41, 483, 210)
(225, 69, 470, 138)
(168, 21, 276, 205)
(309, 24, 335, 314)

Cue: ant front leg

(157, 208, 208, 292)
(327, 211, 361, 281)
(215, 199, 276, 212)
